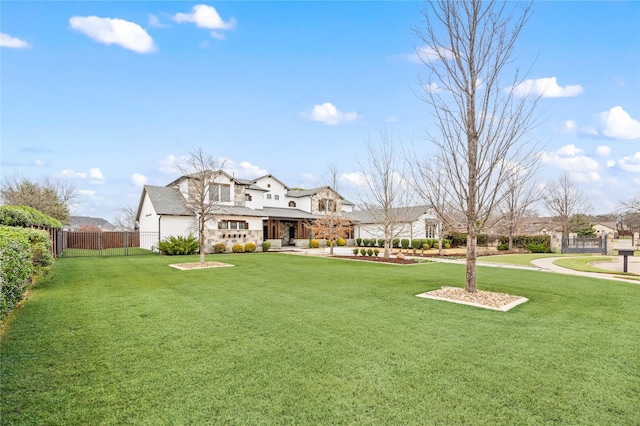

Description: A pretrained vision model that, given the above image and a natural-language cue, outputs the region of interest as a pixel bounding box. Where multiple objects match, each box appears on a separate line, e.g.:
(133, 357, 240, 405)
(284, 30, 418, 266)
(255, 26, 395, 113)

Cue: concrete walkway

(426, 256, 640, 285)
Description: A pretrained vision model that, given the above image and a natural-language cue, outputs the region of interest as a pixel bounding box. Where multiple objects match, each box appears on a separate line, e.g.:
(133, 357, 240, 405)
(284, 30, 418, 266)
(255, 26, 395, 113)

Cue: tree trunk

(466, 229, 477, 293)
(508, 234, 513, 251)
(199, 221, 205, 265)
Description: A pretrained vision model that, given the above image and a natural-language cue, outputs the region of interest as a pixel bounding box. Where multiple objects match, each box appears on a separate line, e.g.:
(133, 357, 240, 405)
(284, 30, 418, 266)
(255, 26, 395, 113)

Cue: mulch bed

(331, 255, 420, 265)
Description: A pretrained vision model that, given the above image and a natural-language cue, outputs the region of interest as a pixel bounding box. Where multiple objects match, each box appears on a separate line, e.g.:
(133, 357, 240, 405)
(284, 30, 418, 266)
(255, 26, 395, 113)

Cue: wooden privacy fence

(55, 231, 159, 257)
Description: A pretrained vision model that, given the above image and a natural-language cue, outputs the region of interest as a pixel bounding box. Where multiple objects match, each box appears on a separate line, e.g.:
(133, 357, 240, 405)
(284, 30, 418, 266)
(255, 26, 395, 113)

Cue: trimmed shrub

(261, 241, 271, 252)
(22, 227, 54, 269)
(444, 243, 451, 249)
(244, 242, 257, 253)
(367, 249, 373, 256)
(526, 242, 551, 253)
(422, 243, 429, 254)
(377, 239, 385, 247)
(336, 238, 346, 247)
(309, 239, 320, 249)
(497, 243, 510, 251)
(401, 239, 410, 250)
(353, 248, 360, 255)
(392, 238, 400, 248)
(213, 243, 227, 253)
(356, 238, 362, 246)
(158, 235, 199, 255)
(0, 205, 61, 229)
(411, 239, 422, 252)
(373, 248, 379, 257)
(498, 235, 551, 252)
(362, 238, 370, 247)
(0, 226, 35, 319)
(360, 248, 366, 256)
(232, 244, 244, 253)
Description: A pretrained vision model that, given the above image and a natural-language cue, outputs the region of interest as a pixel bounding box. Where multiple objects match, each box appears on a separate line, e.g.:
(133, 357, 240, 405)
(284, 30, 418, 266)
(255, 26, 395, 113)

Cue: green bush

(213, 243, 227, 253)
(22, 227, 54, 269)
(526, 243, 551, 253)
(422, 243, 429, 254)
(377, 239, 385, 247)
(367, 249, 373, 257)
(336, 238, 346, 247)
(244, 242, 257, 253)
(392, 238, 400, 248)
(309, 239, 320, 249)
(0, 226, 35, 319)
(444, 243, 451, 249)
(0, 205, 61, 228)
(401, 239, 410, 250)
(352, 248, 359, 255)
(373, 248, 379, 257)
(232, 244, 244, 253)
(261, 241, 271, 252)
(411, 239, 422, 251)
(360, 248, 366, 256)
(356, 238, 362, 246)
(497, 243, 510, 251)
(158, 235, 199, 255)
(498, 235, 551, 252)
(362, 238, 370, 247)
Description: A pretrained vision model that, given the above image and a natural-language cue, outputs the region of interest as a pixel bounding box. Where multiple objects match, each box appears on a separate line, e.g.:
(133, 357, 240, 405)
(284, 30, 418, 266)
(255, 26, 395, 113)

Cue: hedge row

(355, 238, 452, 249)
(0, 205, 61, 229)
(0, 225, 54, 319)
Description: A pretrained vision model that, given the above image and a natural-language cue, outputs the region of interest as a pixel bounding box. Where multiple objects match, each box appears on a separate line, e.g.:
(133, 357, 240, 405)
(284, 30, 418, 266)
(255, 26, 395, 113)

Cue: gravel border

(169, 261, 234, 270)
(416, 286, 528, 311)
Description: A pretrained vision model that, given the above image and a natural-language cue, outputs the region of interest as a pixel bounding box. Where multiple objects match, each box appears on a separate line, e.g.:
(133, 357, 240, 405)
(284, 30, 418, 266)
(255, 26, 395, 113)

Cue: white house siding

(293, 197, 312, 212)
(352, 213, 439, 242)
(245, 188, 265, 209)
(138, 192, 158, 234)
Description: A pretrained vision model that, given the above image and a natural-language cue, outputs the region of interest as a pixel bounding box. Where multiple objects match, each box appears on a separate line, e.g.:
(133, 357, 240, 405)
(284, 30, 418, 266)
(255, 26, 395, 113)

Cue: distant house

(346, 205, 440, 241)
(66, 216, 116, 231)
(135, 171, 354, 252)
(593, 221, 617, 238)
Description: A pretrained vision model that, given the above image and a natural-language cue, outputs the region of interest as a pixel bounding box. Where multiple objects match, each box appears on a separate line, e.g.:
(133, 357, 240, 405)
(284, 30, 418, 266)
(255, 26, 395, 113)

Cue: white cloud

(606, 160, 616, 168)
(131, 173, 148, 187)
(618, 152, 640, 173)
(173, 4, 236, 39)
(69, 16, 156, 54)
(540, 144, 601, 183)
(159, 155, 179, 174)
(301, 102, 361, 126)
(600, 106, 640, 140)
(148, 14, 169, 29)
(595, 146, 611, 157)
(60, 169, 87, 179)
(408, 46, 454, 63)
(0, 33, 30, 48)
(385, 115, 400, 123)
(341, 172, 367, 186)
(90, 168, 105, 183)
(510, 77, 583, 98)
(221, 158, 267, 178)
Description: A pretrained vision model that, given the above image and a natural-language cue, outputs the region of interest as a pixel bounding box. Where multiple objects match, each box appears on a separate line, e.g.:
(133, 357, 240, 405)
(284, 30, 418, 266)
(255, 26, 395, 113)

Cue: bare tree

(1, 173, 76, 224)
(357, 131, 413, 258)
(543, 173, 591, 237)
(176, 148, 225, 265)
(414, 0, 539, 292)
(618, 192, 640, 213)
(497, 170, 541, 250)
(114, 206, 138, 231)
(311, 162, 351, 255)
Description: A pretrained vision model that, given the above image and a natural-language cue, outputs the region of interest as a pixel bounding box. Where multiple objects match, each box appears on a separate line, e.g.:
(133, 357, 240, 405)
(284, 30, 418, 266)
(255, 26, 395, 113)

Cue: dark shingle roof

(144, 185, 194, 216)
(257, 207, 319, 220)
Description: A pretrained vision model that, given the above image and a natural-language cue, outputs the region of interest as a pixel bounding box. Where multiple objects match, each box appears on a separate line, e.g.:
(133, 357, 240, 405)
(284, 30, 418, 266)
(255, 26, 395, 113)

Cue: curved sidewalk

(529, 256, 640, 285)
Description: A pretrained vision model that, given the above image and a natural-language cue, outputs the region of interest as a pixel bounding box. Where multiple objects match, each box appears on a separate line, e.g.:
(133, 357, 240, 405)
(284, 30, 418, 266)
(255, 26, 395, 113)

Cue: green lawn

(2, 254, 639, 425)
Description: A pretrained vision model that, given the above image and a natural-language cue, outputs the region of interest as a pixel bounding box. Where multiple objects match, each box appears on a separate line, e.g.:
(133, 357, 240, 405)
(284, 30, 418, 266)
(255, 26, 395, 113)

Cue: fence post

(99, 232, 102, 257)
(125, 232, 129, 256)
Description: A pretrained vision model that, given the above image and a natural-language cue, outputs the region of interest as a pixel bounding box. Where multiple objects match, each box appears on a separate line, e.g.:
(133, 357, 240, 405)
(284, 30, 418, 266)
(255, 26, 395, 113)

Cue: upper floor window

(266, 194, 272, 199)
(210, 184, 231, 202)
(245, 194, 252, 202)
(275, 195, 280, 200)
(288, 201, 296, 208)
(318, 199, 336, 212)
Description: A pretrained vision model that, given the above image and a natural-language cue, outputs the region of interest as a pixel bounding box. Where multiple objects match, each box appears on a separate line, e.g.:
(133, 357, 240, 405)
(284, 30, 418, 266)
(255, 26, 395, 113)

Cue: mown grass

(1, 253, 639, 425)
(479, 253, 588, 266)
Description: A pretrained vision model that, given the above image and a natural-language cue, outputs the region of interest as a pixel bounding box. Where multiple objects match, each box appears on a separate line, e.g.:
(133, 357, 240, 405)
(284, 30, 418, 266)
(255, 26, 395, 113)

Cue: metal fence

(561, 237, 606, 254)
(56, 231, 159, 257)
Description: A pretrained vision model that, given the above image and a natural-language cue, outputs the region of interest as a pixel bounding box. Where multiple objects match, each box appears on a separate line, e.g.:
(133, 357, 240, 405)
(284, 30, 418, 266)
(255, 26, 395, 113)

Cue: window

(275, 195, 279, 200)
(288, 201, 296, 208)
(219, 221, 248, 230)
(267, 194, 272, 199)
(245, 194, 252, 202)
(210, 184, 231, 202)
(318, 199, 336, 212)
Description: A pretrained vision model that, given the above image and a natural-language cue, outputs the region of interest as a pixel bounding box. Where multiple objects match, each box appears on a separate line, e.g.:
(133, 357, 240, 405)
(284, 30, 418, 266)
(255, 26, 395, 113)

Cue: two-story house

(136, 171, 354, 252)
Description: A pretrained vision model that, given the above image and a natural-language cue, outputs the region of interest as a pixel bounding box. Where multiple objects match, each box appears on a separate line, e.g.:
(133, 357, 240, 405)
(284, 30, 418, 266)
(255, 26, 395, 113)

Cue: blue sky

(2, 1, 639, 222)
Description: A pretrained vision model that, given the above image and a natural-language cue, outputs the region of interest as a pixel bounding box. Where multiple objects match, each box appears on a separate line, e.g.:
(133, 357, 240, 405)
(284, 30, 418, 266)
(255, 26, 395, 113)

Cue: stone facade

(204, 229, 262, 253)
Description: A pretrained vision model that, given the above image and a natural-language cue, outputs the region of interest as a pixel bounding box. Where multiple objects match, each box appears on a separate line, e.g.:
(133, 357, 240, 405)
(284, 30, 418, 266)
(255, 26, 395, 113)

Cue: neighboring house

(346, 205, 440, 241)
(593, 221, 617, 238)
(136, 171, 354, 252)
(66, 216, 116, 231)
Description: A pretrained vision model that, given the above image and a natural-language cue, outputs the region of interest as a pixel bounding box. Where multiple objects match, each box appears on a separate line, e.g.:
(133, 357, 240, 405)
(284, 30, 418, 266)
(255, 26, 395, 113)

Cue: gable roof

(287, 186, 354, 205)
(346, 205, 433, 224)
(258, 207, 319, 220)
(138, 185, 194, 219)
(252, 174, 290, 190)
